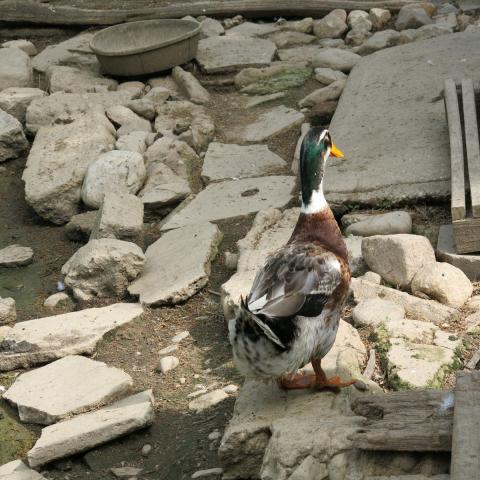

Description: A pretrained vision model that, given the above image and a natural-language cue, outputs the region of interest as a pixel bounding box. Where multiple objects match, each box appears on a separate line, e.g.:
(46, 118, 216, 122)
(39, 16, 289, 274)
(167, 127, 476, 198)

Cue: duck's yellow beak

(330, 143, 344, 159)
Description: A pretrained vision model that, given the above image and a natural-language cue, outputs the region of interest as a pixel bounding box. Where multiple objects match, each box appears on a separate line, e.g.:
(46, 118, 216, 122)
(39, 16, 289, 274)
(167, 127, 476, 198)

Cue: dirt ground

(0, 25, 478, 480)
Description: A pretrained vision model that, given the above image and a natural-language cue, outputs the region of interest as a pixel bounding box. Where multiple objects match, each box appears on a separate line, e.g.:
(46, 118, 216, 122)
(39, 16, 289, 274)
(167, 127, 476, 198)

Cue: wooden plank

(462, 79, 480, 217)
(444, 79, 466, 221)
(350, 390, 454, 451)
(450, 371, 480, 479)
(0, 0, 420, 25)
(453, 217, 480, 253)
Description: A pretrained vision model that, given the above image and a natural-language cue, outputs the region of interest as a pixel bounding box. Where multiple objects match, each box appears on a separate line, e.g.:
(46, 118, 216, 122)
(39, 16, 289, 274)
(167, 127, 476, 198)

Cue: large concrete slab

(160, 176, 295, 231)
(128, 223, 222, 306)
(3, 355, 133, 425)
(26, 390, 154, 468)
(325, 32, 480, 204)
(0, 303, 143, 371)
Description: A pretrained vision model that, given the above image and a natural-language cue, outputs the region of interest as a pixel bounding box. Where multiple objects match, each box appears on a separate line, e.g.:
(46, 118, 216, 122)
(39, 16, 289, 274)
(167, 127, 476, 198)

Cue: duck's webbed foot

(312, 358, 368, 392)
(278, 372, 316, 390)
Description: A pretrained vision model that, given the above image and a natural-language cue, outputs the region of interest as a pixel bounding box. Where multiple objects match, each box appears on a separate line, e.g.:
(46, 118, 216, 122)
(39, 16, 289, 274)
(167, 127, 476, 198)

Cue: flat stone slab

(0, 303, 143, 371)
(129, 223, 222, 305)
(0, 460, 46, 479)
(161, 176, 295, 231)
(196, 36, 277, 73)
(3, 355, 133, 425)
(27, 390, 155, 468)
(243, 105, 304, 142)
(326, 32, 480, 204)
(201, 143, 287, 182)
(0, 244, 33, 267)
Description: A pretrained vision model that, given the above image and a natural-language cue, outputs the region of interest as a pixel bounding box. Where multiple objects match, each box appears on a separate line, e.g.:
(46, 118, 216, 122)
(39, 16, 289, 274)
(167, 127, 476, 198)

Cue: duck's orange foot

(278, 374, 367, 391)
(314, 376, 368, 391)
(278, 373, 316, 390)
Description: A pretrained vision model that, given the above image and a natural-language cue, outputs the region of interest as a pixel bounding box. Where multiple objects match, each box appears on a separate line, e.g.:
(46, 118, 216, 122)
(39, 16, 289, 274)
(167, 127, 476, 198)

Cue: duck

(228, 127, 366, 391)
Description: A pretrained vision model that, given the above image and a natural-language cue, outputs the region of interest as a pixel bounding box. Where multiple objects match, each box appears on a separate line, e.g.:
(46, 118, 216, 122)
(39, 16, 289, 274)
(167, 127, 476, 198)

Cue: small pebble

(172, 331, 190, 343)
(191, 467, 223, 478)
(179, 377, 186, 384)
(159, 344, 178, 355)
(141, 444, 152, 457)
(156, 356, 179, 373)
(222, 384, 238, 394)
(208, 430, 221, 441)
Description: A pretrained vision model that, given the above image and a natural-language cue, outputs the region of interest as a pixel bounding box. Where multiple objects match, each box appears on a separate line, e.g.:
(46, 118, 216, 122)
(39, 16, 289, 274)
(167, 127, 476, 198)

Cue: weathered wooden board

(444, 79, 466, 221)
(0, 0, 419, 25)
(450, 371, 480, 480)
(462, 79, 480, 218)
(453, 217, 480, 254)
(350, 390, 454, 452)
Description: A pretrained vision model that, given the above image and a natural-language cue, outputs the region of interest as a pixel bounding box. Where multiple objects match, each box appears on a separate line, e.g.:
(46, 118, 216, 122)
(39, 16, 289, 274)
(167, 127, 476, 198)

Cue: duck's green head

(299, 127, 344, 212)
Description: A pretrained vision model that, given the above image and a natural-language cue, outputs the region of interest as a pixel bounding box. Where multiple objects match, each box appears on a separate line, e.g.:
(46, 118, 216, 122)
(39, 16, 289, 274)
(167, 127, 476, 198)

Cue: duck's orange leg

(278, 373, 316, 390)
(312, 358, 367, 391)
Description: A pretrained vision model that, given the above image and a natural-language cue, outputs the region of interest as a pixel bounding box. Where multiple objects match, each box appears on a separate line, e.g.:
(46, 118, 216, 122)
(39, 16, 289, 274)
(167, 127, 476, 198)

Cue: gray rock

(0, 297, 16, 324)
(26, 90, 135, 134)
(395, 7, 433, 30)
(0, 303, 143, 371)
(144, 86, 171, 105)
(115, 131, 149, 154)
(32, 31, 99, 73)
(437, 224, 480, 281)
(312, 48, 361, 72)
(352, 298, 405, 327)
(435, 13, 458, 30)
(243, 105, 304, 142)
(279, 17, 313, 34)
(346, 28, 372, 46)
(0, 87, 46, 123)
(362, 234, 436, 288)
(413, 23, 452, 40)
(128, 223, 222, 305)
(61, 239, 145, 301)
(65, 211, 98, 242)
(172, 66, 210, 105)
(27, 390, 155, 468)
(43, 292, 74, 310)
(314, 67, 347, 85)
(0, 48, 33, 91)
(106, 105, 152, 133)
(158, 345, 178, 355)
(141, 444, 152, 457)
(357, 29, 401, 54)
(344, 235, 367, 276)
(161, 176, 295, 231)
(345, 211, 412, 236)
(110, 467, 143, 478)
(313, 9, 348, 39)
(0, 460, 46, 479)
(2, 39, 37, 56)
(201, 143, 287, 183)
(188, 389, 229, 412)
(289, 457, 328, 480)
(245, 92, 286, 108)
(267, 31, 316, 49)
(46, 66, 117, 94)
(191, 468, 223, 479)
(91, 190, 143, 243)
(81, 150, 146, 209)
(225, 22, 278, 38)
(196, 36, 277, 73)
(411, 262, 473, 307)
(350, 277, 457, 325)
(326, 32, 480, 204)
(125, 99, 156, 121)
(298, 79, 345, 107)
(357, 271, 382, 284)
(0, 244, 33, 267)
(200, 17, 225, 38)
(341, 212, 372, 227)
(0, 110, 28, 162)
(3, 355, 132, 425)
(221, 208, 298, 319)
(156, 355, 179, 373)
(466, 295, 480, 312)
(277, 45, 322, 64)
(369, 8, 392, 30)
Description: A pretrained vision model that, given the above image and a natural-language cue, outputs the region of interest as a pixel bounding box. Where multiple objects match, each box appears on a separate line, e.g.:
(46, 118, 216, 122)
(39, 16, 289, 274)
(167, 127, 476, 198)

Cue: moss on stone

(240, 68, 312, 95)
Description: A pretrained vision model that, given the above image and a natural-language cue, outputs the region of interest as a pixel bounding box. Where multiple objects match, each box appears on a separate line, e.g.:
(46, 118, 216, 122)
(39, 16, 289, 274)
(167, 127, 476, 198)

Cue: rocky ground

(1, 2, 480, 480)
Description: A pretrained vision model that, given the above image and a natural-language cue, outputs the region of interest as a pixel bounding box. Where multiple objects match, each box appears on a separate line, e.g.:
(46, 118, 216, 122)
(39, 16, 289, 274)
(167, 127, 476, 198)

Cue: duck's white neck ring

(300, 182, 328, 214)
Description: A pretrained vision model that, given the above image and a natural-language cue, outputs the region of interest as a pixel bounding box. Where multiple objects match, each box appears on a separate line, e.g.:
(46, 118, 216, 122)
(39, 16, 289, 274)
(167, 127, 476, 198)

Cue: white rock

(23, 110, 116, 224)
(208, 430, 221, 440)
(129, 223, 222, 305)
(222, 384, 239, 394)
(357, 271, 382, 284)
(345, 211, 412, 236)
(196, 36, 277, 73)
(201, 17, 225, 38)
(280, 17, 313, 34)
(245, 92, 286, 108)
(47, 65, 117, 94)
(2, 39, 37, 56)
(90, 190, 144, 242)
(144, 86, 171, 105)
(0, 48, 33, 91)
(172, 331, 190, 343)
(43, 292, 74, 310)
(172, 66, 210, 105)
(0, 87, 46, 123)
(268, 31, 316, 49)
(0, 297, 16, 324)
(395, 6, 433, 30)
(141, 443, 152, 456)
(81, 150, 146, 209)
(159, 345, 178, 355)
(157, 356, 180, 373)
(357, 29, 402, 54)
(382, 318, 438, 344)
(62, 239, 144, 300)
(26, 390, 155, 468)
(106, 104, 152, 134)
(411, 262, 473, 307)
(202, 143, 286, 183)
(0, 244, 33, 266)
(466, 312, 480, 333)
(369, 8, 392, 29)
(0, 460, 46, 479)
(115, 131, 149, 154)
(3, 355, 133, 424)
(189, 389, 229, 412)
(110, 467, 143, 478)
(347, 10, 372, 31)
(0, 109, 28, 162)
(362, 234, 436, 288)
(0, 303, 143, 371)
(312, 48, 361, 72)
(243, 105, 304, 142)
(352, 298, 405, 327)
(298, 79, 345, 108)
(313, 10, 348, 39)
(467, 296, 480, 312)
(126, 98, 156, 120)
(161, 176, 295, 231)
(314, 67, 347, 85)
(191, 468, 223, 478)
(344, 235, 367, 276)
(118, 80, 145, 96)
